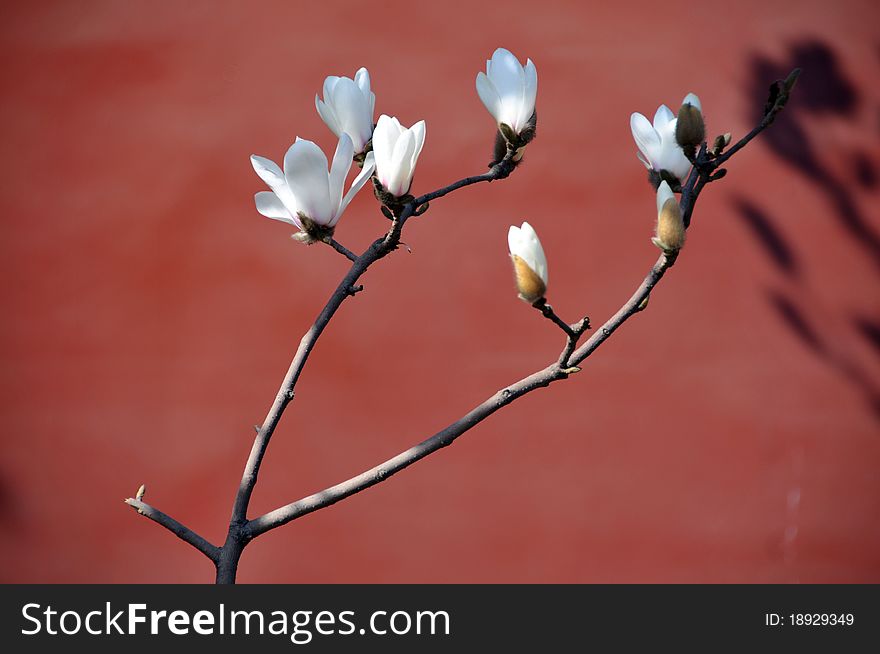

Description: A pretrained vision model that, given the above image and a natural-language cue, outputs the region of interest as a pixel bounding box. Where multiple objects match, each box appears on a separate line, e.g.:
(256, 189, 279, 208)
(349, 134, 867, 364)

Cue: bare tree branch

(324, 237, 358, 262)
(246, 251, 674, 539)
(124, 498, 221, 562)
(245, 71, 798, 542)
(128, 70, 798, 584)
(247, 361, 565, 538)
(711, 68, 800, 169)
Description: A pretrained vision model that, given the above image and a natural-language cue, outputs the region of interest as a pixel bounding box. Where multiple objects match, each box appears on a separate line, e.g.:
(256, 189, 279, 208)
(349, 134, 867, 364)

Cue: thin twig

(124, 498, 221, 562)
(558, 316, 591, 368)
(325, 237, 357, 262)
(711, 68, 800, 169)
(410, 149, 518, 212)
(532, 298, 576, 338)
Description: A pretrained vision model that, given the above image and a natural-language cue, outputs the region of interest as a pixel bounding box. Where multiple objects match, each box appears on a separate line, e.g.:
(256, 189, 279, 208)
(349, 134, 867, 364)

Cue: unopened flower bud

(508, 222, 548, 303)
(477, 48, 538, 142)
(373, 115, 426, 198)
(675, 93, 705, 158)
(783, 68, 801, 94)
(709, 132, 731, 157)
(651, 181, 686, 252)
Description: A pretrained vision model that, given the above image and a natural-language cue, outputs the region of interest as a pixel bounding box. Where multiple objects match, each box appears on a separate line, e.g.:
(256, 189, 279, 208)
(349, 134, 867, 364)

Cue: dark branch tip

(783, 68, 802, 94)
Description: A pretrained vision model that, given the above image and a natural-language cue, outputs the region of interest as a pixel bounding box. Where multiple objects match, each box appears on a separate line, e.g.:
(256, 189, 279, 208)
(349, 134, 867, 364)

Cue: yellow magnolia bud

(675, 93, 705, 156)
(508, 222, 548, 303)
(511, 254, 547, 303)
(652, 181, 686, 252)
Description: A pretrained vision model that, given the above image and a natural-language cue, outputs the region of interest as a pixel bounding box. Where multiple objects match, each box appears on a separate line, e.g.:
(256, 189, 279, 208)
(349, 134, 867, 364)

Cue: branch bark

(124, 498, 221, 562)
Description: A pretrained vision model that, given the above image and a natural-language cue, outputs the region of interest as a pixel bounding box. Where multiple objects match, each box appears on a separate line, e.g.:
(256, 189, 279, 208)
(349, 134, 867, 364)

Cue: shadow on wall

(735, 40, 880, 419)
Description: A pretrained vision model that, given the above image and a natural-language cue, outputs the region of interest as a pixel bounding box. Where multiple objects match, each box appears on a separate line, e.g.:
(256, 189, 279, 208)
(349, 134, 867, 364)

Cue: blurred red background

(1, 0, 878, 583)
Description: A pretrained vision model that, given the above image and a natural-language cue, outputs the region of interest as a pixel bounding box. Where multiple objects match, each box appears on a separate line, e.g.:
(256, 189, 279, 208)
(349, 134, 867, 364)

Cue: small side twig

(558, 316, 591, 369)
(124, 497, 221, 562)
(325, 237, 358, 262)
(710, 68, 801, 170)
(532, 298, 576, 338)
(410, 148, 518, 214)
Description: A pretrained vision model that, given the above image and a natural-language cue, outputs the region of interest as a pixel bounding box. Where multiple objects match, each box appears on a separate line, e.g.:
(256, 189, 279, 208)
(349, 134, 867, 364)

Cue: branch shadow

(747, 41, 880, 270)
(738, 40, 880, 422)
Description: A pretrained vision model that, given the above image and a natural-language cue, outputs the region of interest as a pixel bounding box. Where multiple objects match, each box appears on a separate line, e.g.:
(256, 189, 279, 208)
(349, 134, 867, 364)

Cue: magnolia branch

(245, 251, 672, 539)
(213, 148, 518, 582)
(242, 71, 798, 543)
(126, 147, 517, 582)
(126, 68, 797, 584)
(326, 237, 357, 262)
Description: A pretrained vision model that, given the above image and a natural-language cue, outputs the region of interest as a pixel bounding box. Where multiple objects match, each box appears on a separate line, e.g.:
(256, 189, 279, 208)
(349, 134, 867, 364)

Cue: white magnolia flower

(508, 221, 548, 303)
(251, 133, 375, 237)
(630, 104, 692, 184)
(476, 48, 537, 137)
(315, 68, 375, 154)
(372, 114, 426, 197)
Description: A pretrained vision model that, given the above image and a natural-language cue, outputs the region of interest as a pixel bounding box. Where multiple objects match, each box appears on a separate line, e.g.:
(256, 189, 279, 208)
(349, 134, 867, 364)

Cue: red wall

(1, 0, 878, 582)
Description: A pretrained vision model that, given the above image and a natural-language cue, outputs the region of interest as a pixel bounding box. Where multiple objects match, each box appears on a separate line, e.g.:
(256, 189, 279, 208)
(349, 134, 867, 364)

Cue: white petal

(250, 155, 285, 189)
(476, 72, 502, 123)
(353, 67, 376, 132)
(255, 191, 300, 227)
(682, 92, 701, 112)
(388, 129, 416, 196)
(330, 77, 372, 152)
(328, 133, 354, 219)
(322, 76, 339, 102)
(407, 120, 426, 186)
(372, 115, 401, 189)
(630, 113, 660, 165)
(519, 221, 548, 285)
(656, 181, 675, 214)
(316, 95, 341, 137)
(284, 138, 331, 225)
(337, 151, 376, 223)
(507, 224, 522, 256)
(488, 48, 526, 128)
(517, 58, 538, 131)
(488, 48, 523, 99)
(653, 104, 675, 131)
(252, 155, 299, 214)
(354, 67, 371, 98)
